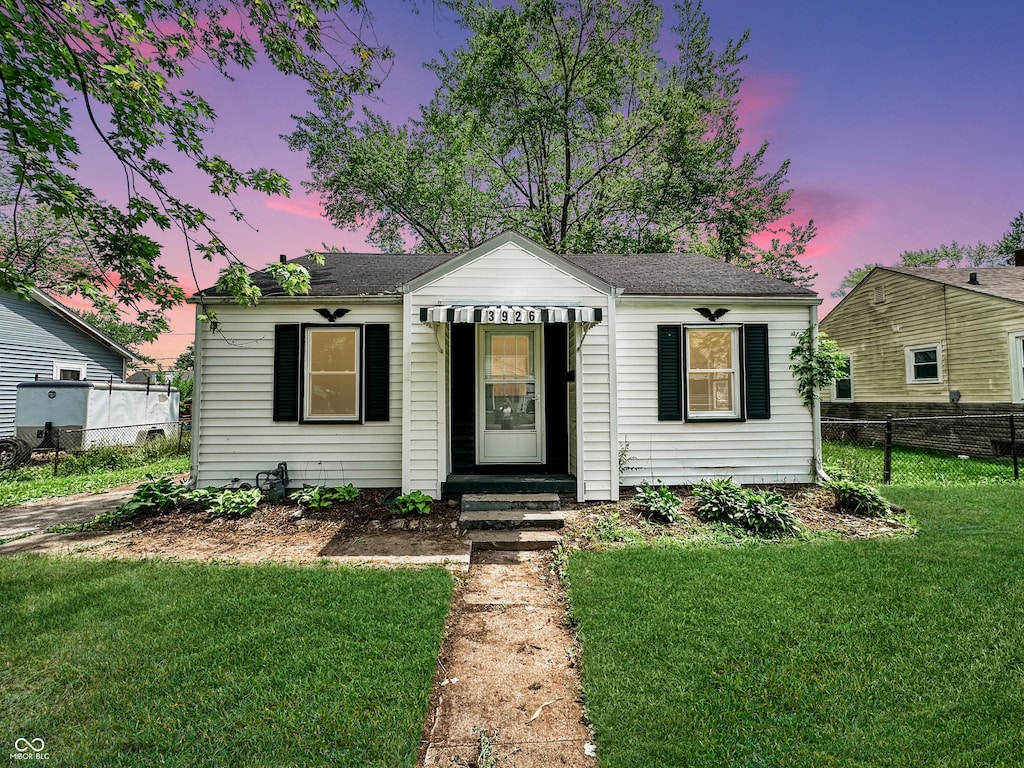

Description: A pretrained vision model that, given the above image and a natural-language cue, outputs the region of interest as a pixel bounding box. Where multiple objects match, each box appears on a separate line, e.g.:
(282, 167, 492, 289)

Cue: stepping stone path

(419, 493, 595, 767)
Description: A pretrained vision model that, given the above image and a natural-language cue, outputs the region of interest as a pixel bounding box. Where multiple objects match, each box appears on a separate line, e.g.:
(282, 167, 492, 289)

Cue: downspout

(810, 302, 827, 483)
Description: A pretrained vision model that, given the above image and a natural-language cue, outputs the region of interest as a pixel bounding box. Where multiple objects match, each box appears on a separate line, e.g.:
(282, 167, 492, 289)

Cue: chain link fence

(1, 421, 188, 473)
(822, 414, 1022, 485)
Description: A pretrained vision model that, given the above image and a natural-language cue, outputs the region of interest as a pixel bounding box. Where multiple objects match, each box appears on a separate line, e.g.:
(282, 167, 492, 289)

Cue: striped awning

(419, 305, 603, 324)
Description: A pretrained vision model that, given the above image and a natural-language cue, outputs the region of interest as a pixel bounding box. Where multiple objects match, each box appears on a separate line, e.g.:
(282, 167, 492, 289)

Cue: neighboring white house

(190, 232, 821, 501)
(0, 288, 137, 437)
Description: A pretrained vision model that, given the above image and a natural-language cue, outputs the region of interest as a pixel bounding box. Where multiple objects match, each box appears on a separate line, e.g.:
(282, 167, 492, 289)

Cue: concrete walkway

(0, 486, 135, 540)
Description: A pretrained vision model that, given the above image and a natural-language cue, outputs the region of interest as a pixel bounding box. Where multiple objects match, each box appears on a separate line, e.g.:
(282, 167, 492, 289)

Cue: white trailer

(15, 380, 180, 451)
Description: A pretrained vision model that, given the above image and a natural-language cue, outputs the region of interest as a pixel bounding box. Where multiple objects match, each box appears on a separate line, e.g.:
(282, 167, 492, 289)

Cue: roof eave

(30, 289, 140, 363)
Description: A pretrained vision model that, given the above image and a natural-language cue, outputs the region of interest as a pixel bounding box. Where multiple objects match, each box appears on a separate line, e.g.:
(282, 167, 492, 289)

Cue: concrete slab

(463, 530, 562, 551)
(458, 509, 565, 531)
(319, 531, 472, 568)
(461, 493, 561, 512)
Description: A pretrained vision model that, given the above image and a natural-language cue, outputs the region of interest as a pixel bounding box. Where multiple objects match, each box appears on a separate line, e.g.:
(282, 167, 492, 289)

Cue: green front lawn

(567, 485, 1024, 767)
(0, 557, 452, 767)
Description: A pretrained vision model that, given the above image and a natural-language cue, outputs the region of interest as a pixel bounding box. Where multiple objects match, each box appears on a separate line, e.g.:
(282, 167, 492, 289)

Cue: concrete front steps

(459, 493, 564, 552)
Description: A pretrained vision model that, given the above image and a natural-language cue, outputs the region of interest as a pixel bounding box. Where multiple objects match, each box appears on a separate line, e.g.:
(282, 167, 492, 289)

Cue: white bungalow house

(189, 232, 821, 501)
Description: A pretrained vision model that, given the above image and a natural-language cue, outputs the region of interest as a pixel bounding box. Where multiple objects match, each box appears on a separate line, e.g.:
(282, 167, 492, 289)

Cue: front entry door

(476, 327, 545, 464)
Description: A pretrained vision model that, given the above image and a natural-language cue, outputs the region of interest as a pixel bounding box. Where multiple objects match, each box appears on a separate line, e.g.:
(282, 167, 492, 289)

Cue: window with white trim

(832, 355, 853, 401)
(1010, 332, 1024, 403)
(685, 327, 740, 418)
(905, 343, 942, 384)
(52, 361, 87, 381)
(304, 327, 361, 421)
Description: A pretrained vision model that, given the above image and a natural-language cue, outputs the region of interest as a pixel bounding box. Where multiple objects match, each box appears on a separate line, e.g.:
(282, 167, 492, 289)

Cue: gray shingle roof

(210, 249, 816, 299)
(885, 267, 1024, 304)
(563, 253, 816, 297)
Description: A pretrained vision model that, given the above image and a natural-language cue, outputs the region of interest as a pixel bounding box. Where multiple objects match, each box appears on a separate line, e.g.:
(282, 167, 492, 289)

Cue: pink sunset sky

(75, 0, 1024, 367)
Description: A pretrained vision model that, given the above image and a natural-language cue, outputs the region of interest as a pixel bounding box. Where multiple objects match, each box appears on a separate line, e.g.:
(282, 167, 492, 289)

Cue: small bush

(633, 481, 681, 523)
(64, 474, 188, 531)
(205, 487, 262, 518)
(289, 484, 360, 509)
(825, 478, 890, 517)
(393, 490, 433, 515)
(692, 478, 748, 523)
(693, 478, 801, 537)
(184, 486, 262, 518)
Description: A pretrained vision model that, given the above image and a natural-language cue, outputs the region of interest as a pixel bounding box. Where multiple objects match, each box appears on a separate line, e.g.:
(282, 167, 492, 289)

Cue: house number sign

(481, 306, 541, 324)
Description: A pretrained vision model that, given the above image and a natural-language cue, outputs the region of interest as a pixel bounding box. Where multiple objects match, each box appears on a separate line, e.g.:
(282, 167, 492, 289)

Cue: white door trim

(475, 325, 545, 464)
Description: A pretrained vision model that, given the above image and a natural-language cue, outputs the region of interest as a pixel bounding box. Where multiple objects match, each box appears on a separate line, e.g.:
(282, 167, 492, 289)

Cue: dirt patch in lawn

(46, 490, 467, 565)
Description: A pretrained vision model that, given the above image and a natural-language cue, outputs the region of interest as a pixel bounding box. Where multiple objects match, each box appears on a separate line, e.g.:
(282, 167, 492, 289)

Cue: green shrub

(741, 490, 801, 536)
(121, 475, 188, 516)
(205, 487, 262, 518)
(824, 478, 891, 517)
(184, 486, 262, 518)
(633, 480, 681, 523)
(393, 490, 433, 515)
(692, 478, 748, 523)
(693, 478, 801, 537)
(63, 475, 188, 531)
(289, 483, 360, 509)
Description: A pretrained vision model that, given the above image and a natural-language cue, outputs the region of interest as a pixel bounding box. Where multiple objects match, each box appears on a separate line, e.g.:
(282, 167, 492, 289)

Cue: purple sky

(93, 0, 1023, 365)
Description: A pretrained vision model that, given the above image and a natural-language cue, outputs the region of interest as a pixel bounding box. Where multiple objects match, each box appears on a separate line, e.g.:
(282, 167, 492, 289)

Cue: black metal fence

(822, 414, 1022, 485)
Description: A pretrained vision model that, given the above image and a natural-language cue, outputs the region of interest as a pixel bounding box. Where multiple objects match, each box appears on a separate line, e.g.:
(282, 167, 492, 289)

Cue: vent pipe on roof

(1015, 248, 1024, 267)
(279, 254, 287, 263)
(968, 272, 980, 285)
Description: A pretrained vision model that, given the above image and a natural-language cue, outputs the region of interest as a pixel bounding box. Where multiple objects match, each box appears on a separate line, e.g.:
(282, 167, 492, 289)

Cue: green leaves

(693, 477, 801, 537)
(789, 326, 848, 410)
(1, 0, 389, 311)
(292, 0, 813, 284)
(393, 490, 433, 516)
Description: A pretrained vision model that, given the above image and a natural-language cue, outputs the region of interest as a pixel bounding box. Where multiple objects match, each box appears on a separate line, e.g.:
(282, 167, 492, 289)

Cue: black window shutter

(364, 324, 390, 422)
(657, 325, 682, 421)
(743, 324, 771, 419)
(273, 324, 300, 422)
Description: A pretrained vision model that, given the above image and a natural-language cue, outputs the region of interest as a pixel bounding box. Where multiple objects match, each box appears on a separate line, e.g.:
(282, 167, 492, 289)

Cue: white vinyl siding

(616, 299, 815, 486)
(406, 240, 614, 499)
(192, 301, 403, 489)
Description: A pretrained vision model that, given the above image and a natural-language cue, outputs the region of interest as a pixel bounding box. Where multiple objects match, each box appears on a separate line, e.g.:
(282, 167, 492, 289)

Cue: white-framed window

(832, 355, 853, 401)
(685, 326, 740, 419)
(1010, 332, 1024, 403)
(904, 343, 942, 384)
(52, 361, 87, 381)
(303, 326, 361, 421)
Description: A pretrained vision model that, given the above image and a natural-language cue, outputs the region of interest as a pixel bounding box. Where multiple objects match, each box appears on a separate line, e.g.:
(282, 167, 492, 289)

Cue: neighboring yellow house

(820, 261, 1024, 419)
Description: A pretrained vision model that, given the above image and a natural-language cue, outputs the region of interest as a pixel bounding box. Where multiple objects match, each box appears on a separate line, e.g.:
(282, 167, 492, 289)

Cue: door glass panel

(484, 332, 536, 431)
